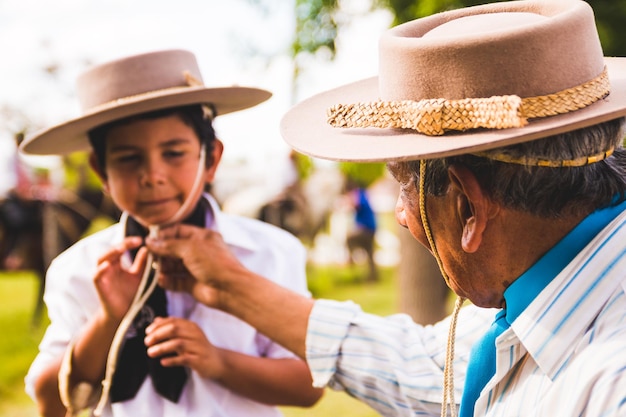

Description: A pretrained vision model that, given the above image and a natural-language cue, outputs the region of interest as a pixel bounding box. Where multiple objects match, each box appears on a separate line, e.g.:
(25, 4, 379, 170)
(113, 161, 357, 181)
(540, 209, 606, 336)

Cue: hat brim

(21, 86, 272, 155)
(280, 57, 626, 163)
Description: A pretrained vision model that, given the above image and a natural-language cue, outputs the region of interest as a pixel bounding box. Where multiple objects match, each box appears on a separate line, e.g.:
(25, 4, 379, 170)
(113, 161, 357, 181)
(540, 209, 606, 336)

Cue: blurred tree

(338, 162, 386, 188)
(293, 0, 338, 59)
(586, 0, 626, 56)
(288, 0, 626, 56)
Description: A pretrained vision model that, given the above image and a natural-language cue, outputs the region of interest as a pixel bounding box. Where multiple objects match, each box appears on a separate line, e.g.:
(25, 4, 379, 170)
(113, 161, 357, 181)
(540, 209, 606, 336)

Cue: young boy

(21, 49, 323, 417)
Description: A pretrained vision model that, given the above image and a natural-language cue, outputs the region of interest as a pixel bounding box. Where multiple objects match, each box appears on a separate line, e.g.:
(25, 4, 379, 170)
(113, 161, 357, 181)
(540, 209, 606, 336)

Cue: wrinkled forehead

(386, 161, 417, 184)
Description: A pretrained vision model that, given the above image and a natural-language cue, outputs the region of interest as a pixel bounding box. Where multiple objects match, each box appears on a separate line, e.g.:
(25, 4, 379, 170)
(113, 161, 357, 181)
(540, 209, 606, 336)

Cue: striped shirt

(306, 207, 626, 416)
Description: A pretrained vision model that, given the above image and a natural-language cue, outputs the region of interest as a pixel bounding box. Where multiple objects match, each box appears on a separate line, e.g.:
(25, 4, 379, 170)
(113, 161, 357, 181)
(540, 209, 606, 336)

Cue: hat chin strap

(93, 144, 208, 416)
(417, 160, 466, 417)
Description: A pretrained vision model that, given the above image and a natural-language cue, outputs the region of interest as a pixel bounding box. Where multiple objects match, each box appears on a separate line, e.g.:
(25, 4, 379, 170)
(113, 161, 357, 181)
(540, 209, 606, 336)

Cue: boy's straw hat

(280, 0, 626, 162)
(21, 49, 271, 155)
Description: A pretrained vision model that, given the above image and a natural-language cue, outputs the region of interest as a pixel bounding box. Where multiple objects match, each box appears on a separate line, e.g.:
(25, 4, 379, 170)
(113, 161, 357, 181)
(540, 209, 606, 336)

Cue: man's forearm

(219, 267, 314, 359)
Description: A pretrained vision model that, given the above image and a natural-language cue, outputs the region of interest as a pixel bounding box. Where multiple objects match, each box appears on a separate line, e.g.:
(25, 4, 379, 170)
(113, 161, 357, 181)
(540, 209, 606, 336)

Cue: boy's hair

(87, 104, 217, 176)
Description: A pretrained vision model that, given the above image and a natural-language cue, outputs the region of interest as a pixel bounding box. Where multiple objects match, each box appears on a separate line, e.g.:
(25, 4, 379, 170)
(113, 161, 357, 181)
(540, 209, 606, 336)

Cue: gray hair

(400, 117, 626, 218)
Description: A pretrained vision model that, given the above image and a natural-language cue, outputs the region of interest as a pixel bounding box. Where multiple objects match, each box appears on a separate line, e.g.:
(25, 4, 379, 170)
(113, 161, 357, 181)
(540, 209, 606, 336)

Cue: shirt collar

(116, 193, 260, 253)
(506, 197, 626, 378)
(504, 197, 626, 324)
(204, 193, 259, 252)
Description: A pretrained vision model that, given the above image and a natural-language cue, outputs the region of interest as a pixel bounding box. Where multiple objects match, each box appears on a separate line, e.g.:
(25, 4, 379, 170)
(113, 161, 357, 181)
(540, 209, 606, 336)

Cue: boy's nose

(140, 159, 166, 186)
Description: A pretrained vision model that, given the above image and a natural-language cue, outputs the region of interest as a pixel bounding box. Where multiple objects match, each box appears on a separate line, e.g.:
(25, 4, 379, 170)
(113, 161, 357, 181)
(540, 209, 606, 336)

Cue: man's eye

(400, 180, 413, 192)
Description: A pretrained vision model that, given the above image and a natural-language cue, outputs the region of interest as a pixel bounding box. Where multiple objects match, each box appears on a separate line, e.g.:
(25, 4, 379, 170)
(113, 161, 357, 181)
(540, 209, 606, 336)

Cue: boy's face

(93, 114, 220, 227)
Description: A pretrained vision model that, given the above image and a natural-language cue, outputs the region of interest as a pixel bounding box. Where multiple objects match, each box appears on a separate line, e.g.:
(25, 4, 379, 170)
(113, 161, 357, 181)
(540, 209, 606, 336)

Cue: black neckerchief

(110, 197, 207, 403)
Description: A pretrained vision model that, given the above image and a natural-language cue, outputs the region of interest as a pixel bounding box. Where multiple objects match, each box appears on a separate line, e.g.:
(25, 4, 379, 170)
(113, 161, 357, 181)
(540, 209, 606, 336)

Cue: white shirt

(306, 209, 626, 417)
(26, 194, 310, 417)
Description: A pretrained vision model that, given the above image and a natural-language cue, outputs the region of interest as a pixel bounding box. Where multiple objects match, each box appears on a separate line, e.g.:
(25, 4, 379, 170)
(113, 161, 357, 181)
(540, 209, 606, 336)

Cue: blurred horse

(223, 167, 346, 246)
(0, 187, 119, 325)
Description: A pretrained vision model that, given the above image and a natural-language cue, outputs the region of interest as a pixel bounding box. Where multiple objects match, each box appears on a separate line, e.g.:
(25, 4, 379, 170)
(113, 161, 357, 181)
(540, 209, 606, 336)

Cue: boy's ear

(204, 139, 224, 183)
(88, 152, 109, 191)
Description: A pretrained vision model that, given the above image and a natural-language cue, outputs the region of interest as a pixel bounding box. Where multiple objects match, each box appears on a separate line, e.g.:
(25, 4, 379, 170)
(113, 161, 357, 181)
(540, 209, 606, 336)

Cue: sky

(0, 0, 392, 196)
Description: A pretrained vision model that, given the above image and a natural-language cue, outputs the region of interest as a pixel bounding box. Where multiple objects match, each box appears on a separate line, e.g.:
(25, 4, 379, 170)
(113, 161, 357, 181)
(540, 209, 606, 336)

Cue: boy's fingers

(129, 246, 149, 274)
(97, 236, 144, 264)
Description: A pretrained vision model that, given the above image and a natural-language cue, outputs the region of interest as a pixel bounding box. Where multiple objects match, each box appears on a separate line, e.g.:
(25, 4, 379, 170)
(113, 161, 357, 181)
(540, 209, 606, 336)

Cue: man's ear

(447, 164, 497, 253)
(88, 152, 109, 193)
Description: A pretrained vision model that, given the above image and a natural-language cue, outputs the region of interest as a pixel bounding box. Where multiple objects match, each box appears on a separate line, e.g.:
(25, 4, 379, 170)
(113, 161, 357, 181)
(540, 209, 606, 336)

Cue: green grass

(0, 272, 48, 417)
(281, 264, 398, 417)
(0, 265, 398, 417)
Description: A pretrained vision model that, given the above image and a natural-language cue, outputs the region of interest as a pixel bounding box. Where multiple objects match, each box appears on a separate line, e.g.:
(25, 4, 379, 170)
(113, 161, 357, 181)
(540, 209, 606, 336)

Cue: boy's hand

(94, 236, 147, 323)
(144, 317, 225, 380)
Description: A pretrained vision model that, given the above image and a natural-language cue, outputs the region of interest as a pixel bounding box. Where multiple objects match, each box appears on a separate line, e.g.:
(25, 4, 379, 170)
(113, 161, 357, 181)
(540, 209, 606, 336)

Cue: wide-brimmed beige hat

(20, 49, 272, 155)
(280, 0, 626, 162)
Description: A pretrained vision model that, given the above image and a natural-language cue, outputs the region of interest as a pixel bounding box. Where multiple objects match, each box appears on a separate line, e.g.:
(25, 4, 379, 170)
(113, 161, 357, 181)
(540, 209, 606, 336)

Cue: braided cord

(472, 147, 614, 167)
(418, 160, 449, 288)
(418, 160, 466, 417)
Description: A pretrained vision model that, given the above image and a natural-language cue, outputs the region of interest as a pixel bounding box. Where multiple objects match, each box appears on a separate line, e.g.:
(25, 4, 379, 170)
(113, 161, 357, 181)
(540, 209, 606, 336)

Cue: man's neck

(472, 209, 588, 308)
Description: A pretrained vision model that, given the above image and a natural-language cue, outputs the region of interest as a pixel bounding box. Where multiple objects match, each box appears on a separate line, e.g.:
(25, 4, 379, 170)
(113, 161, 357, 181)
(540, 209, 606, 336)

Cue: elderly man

(145, 0, 626, 416)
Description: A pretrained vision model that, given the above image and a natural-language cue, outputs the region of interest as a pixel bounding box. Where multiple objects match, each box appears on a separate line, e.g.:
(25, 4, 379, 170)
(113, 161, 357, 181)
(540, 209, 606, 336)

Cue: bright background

(0, 0, 392, 198)
(0, 2, 397, 416)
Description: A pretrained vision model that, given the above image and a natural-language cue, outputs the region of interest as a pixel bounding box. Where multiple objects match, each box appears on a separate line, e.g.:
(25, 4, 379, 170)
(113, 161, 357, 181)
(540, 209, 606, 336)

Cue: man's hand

(145, 223, 314, 360)
(146, 224, 244, 309)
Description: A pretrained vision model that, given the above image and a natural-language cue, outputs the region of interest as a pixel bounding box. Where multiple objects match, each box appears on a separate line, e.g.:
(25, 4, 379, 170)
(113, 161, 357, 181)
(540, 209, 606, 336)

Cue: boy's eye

(114, 153, 141, 164)
(164, 149, 186, 158)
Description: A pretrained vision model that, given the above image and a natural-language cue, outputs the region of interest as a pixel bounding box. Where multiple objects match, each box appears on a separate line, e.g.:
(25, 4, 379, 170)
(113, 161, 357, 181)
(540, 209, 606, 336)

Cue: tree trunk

(397, 225, 450, 325)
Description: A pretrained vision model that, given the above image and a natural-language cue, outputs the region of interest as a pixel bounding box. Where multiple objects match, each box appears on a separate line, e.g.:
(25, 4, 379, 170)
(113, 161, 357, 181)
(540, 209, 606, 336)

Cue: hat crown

(379, 0, 604, 101)
(76, 49, 203, 112)
(21, 49, 272, 156)
(280, 0, 626, 162)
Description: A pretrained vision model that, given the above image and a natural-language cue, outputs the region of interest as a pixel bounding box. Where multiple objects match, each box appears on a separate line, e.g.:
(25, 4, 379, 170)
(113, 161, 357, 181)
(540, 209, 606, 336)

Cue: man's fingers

(154, 223, 198, 240)
(156, 270, 195, 292)
(145, 236, 182, 258)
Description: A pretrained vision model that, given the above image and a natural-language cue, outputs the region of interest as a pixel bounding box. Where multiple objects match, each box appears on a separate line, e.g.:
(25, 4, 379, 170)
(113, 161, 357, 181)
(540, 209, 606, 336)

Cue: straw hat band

(327, 67, 610, 136)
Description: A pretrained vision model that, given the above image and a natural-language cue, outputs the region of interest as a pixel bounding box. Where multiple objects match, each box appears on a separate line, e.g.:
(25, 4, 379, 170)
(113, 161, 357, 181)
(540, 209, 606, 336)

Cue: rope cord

(471, 146, 614, 167)
(92, 144, 207, 416)
(418, 160, 466, 417)
(418, 160, 450, 288)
